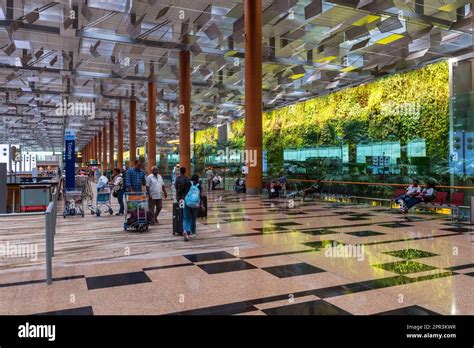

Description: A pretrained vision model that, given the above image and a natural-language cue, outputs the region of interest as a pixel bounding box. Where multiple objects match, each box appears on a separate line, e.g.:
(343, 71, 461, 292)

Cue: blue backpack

(185, 182, 201, 208)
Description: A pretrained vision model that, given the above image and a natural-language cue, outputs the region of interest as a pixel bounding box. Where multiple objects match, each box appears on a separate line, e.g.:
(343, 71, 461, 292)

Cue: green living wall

(195, 61, 449, 178)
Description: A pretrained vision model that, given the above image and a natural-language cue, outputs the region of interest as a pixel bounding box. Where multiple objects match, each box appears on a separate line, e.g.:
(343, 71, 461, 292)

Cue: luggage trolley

(94, 188, 113, 217)
(63, 189, 84, 218)
(124, 192, 149, 232)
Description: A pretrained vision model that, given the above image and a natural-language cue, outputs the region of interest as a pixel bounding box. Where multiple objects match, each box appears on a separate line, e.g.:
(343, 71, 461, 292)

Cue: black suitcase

(197, 196, 208, 218)
(172, 202, 183, 235)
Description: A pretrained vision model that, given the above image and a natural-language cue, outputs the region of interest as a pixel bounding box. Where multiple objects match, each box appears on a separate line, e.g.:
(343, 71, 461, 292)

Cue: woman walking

(182, 174, 202, 241)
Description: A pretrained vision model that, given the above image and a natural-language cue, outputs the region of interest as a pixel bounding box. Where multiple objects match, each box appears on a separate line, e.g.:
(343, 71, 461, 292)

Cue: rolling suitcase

(197, 195, 208, 218)
(172, 202, 183, 235)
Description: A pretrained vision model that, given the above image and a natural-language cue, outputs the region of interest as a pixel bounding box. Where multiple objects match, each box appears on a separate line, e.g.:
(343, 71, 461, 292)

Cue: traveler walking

(112, 168, 125, 215)
(125, 160, 146, 192)
(182, 174, 202, 241)
(146, 166, 168, 224)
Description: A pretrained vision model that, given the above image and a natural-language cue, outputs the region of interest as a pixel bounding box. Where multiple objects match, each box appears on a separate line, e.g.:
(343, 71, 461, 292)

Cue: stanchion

(45, 202, 53, 284)
(470, 197, 474, 225)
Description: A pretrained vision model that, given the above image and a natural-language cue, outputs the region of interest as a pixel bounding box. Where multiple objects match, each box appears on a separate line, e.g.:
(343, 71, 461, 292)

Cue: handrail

(286, 179, 474, 190)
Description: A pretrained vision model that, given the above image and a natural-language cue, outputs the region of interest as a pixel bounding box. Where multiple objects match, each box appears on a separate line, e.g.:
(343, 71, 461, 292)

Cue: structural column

(102, 126, 107, 173)
(109, 119, 114, 170)
(129, 90, 137, 166)
(98, 131, 102, 168)
(179, 45, 191, 172)
(147, 63, 157, 172)
(244, 0, 263, 192)
(117, 110, 124, 170)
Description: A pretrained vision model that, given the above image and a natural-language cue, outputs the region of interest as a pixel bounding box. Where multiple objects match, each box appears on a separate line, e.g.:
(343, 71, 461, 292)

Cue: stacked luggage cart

(123, 192, 149, 232)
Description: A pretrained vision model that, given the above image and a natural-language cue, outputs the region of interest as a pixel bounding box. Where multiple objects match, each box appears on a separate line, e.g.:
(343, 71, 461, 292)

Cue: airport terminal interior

(0, 0, 473, 316)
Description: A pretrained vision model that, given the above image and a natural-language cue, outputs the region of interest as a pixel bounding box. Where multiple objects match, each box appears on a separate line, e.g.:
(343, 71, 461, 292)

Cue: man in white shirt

(146, 166, 168, 224)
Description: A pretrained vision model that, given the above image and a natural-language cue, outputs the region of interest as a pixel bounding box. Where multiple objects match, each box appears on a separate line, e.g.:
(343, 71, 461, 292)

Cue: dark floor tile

(253, 227, 288, 233)
(35, 306, 94, 315)
(378, 223, 412, 228)
(223, 218, 252, 223)
(184, 251, 236, 263)
(171, 301, 257, 315)
(270, 221, 303, 227)
(358, 276, 413, 289)
(86, 271, 151, 290)
(198, 260, 257, 274)
(143, 263, 193, 271)
(242, 250, 314, 260)
(262, 300, 351, 315)
(302, 240, 340, 250)
(376, 305, 440, 315)
(312, 283, 372, 298)
(262, 263, 325, 278)
(383, 248, 438, 260)
(346, 230, 385, 237)
(372, 261, 438, 275)
(348, 213, 374, 217)
(299, 229, 340, 236)
(341, 217, 370, 221)
(441, 227, 473, 233)
(446, 263, 474, 271)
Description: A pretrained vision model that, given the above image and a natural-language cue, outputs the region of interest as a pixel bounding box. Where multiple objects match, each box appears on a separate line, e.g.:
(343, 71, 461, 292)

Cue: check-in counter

(6, 176, 59, 213)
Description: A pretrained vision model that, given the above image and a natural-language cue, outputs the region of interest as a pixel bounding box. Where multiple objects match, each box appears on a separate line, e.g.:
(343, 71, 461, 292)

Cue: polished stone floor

(0, 190, 472, 315)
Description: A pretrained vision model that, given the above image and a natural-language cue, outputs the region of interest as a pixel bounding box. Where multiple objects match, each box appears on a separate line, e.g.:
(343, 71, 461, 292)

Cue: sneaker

(183, 232, 189, 241)
(189, 234, 196, 239)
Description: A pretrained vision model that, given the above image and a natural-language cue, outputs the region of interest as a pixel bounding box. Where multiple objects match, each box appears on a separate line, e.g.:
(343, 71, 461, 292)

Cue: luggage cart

(123, 192, 149, 232)
(94, 188, 113, 217)
(63, 189, 84, 218)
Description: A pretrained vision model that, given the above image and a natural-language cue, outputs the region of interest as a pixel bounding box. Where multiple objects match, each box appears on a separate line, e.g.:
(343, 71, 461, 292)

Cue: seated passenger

(269, 180, 281, 198)
(235, 178, 246, 193)
(399, 182, 436, 214)
(302, 179, 322, 201)
(212, 175, 222, 190)
(395, 179, 421, 206)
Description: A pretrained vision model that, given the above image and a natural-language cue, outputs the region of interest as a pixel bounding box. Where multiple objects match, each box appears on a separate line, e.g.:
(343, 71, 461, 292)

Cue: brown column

(109, 119, 114, 170)
(98, 131, 102, 168)
(85, 143, 89, 164)
(179, 47, 191, 172)
(102, 126, 107, 172)
(244, 0, 263, 192)
(147, 63, 157, 173)
(129, 95, 137, 165)
(117, 110, 124, 170)
(94, 135, 100, 162)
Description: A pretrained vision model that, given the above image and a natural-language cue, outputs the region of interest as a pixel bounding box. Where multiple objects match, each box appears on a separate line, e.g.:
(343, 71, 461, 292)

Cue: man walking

(125, 160, 146, 192)
(146, 166, 167, 224)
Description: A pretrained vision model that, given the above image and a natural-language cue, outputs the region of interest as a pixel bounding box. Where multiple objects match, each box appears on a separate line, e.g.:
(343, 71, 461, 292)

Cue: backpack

(185, 182, 201, 208)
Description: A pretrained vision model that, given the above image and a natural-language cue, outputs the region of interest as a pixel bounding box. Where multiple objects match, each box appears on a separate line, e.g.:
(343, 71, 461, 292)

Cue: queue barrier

(45, 188, 58, 285)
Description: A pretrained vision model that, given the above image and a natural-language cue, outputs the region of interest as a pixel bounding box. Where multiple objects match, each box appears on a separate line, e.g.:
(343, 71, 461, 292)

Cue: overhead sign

(65, 129, 76, 189)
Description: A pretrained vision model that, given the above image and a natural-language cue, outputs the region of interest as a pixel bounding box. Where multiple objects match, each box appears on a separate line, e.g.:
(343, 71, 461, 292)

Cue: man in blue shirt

(125, 160, 146, 192)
